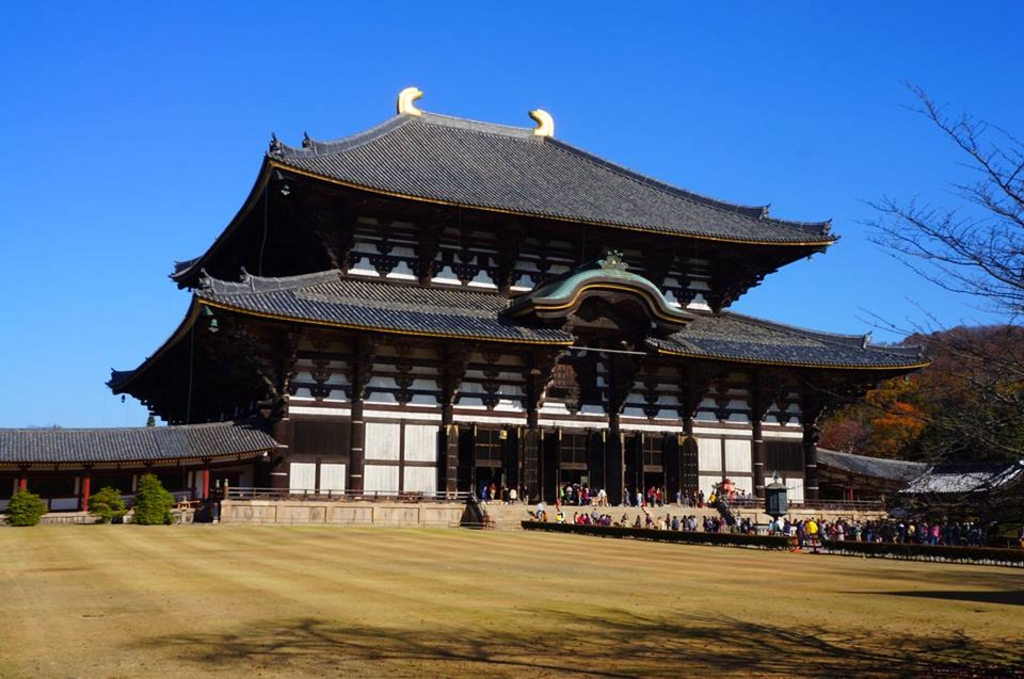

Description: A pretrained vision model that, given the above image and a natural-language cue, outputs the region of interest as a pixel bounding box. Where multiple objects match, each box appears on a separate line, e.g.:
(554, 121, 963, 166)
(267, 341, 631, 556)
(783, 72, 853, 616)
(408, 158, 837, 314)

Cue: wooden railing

(222, 487, 472, 503)
(653, 498, 885, 512)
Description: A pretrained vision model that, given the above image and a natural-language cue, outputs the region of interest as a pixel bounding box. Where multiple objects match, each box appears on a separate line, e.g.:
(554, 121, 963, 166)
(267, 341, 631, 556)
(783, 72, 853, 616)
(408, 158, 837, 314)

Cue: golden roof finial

(397, 87, 424, 116)
(529, 109, 554, 137)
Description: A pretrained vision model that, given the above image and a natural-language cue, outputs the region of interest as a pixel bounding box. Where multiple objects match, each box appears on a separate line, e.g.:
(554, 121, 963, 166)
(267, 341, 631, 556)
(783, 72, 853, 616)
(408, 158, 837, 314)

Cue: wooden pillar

(665, 432, 682, 501)
(752, 418, 767, 499)
(800, 391, 822, 504)
(270, 419, 292, 490)
(440, 403, 459, 496)
(523, 421, 540, 503)
(750, 379, 772, 500)
(440, 344, 469, 496)
(607, 412, 624, 505)
(523, 369, 542, 504)
(348, 339, 375, 494)
(18, 477, 27, 491)
(349, 394, 365, 493)
(802, 422, 819, 503)
(201, 468, 210, 499)
(80, 472, 92, 513)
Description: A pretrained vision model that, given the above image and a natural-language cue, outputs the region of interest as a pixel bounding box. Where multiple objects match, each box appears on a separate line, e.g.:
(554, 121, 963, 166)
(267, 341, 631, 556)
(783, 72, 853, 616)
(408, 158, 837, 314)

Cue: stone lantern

(764, 472, 788, 519)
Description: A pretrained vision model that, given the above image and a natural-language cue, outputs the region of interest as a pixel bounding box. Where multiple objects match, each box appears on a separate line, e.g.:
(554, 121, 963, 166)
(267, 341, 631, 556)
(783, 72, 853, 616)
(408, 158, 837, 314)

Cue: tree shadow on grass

(875, 589, 1024, 607)
(138, 608, 1023, 678)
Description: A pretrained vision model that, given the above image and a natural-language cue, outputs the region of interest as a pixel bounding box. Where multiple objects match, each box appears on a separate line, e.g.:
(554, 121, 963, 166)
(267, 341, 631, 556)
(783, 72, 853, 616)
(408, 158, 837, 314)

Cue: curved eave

(507, 280, 694, 326)
(170, 160, 275, 287)
(109, 302, 203, 394)
(199, 298, 574, 346)
(268, 160, 838, 248)
(649, 343, 931, 372)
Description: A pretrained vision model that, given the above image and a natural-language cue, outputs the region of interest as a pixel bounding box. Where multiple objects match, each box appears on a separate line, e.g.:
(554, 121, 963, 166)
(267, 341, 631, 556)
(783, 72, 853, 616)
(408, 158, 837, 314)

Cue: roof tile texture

(0, 421, 278, 465)
(273, 114, 831, 244)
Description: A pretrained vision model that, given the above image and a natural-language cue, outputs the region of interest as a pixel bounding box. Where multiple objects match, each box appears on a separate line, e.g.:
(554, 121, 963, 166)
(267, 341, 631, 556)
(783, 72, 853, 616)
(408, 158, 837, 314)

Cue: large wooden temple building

(97, 88, 927, 506)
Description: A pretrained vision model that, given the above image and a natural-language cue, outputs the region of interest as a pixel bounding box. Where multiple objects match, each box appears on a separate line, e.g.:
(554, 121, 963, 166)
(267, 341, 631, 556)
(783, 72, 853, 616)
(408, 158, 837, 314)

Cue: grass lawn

(1, 524, 1021, 678)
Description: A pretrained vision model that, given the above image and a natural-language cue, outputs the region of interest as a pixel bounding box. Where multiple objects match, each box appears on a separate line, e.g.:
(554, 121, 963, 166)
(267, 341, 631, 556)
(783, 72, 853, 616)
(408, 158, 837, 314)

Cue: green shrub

(89, 487, 127, 524)
(131, 474, 174, 525)
(5, 489, 48, 527)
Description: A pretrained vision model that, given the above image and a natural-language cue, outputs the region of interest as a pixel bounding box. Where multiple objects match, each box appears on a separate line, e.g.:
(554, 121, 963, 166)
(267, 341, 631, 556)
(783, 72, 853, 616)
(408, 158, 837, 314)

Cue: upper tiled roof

(268, 112, 833, 245)
(648, 313, 928, 370)
(817, 448, 927, 482)
(198, 270, 574, 344)
(0, 421, 279, 466)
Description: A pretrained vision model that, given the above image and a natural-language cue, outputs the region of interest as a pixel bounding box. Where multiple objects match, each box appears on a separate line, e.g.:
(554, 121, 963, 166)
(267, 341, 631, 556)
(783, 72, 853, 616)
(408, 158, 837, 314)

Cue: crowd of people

(765, 516, 994, 547)
(534, 507, 1004, 549)
(506, 481, 1020, 548)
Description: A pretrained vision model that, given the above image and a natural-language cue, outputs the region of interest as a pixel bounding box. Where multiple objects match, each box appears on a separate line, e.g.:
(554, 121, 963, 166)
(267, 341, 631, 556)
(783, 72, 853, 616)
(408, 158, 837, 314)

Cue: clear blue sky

(2, 2, 1021, 428)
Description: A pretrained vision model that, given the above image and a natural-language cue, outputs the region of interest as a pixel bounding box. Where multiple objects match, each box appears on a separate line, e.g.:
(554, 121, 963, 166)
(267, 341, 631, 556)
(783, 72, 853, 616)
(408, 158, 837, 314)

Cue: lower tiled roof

(901, 460, 1024, 494)
(0, 421, 279, 465)
(198, 270, 573, 344)
(817, 448, 927, 482)
(648, 313, 928, 370)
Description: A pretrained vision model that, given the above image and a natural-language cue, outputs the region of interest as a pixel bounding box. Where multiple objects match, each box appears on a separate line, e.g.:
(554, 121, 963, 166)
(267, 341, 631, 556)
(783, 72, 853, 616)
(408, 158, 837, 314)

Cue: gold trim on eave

(267, 161, 837, 248)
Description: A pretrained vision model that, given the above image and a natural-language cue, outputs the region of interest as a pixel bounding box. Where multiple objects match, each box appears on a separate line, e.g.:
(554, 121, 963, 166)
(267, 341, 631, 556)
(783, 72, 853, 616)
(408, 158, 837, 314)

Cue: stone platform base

(219, 500, 465, 528)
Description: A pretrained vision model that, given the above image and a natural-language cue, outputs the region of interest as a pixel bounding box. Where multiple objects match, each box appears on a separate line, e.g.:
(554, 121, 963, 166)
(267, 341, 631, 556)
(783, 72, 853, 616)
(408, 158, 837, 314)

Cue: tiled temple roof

(817, 448, 928, 482)
(189, 270, 925, 371)
(197, 270, 574, 344)
(0, 421, 279, 466)
(648, 313, 928, 370)
(267, 112, 834, 245)
(901, 460, 1024, 494)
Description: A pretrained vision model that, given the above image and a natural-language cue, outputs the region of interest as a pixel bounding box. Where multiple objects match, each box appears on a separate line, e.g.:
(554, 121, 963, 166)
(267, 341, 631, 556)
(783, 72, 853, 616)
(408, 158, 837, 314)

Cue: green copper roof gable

(506, 252, 695, 327)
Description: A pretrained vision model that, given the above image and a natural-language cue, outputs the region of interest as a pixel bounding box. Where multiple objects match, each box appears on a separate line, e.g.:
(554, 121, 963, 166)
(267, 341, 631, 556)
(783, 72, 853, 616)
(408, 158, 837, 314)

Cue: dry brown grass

(0, 524, 1021, 678)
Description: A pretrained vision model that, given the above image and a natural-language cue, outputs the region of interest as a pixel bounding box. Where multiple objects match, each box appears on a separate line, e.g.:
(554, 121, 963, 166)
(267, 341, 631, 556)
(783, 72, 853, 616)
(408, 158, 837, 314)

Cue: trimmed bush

(131, 474, 174, 525)
(89, 487, 127, 524)
(5, 489, 48, 527)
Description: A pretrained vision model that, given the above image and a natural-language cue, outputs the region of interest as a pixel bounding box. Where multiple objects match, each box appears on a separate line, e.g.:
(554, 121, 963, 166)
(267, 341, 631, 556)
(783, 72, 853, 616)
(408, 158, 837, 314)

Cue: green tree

(5, 489, 48, 526)
(131, 474, 174, 525)
(145, 413, 156, 427)
(88, 487, 127, 524)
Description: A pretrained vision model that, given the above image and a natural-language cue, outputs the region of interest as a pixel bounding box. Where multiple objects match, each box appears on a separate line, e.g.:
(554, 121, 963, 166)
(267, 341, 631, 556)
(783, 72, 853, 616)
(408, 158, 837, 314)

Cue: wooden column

(678, 363, 714, 499)
(18, 477, 27, 491)
(803, 430, 819, 502)
(665, 432, 682, 501)
(440, 345, 469, 496)
(606, 351, 640, 506)
(522, 348, 559, 503)
(349, 392, 365, 494)
(440, 404, 459, 497)
(80, 471, 92, 513)
(347, 338, 376, 494)
(524, 368, 542, 503)
(269, 418, 292, 489)
(201, 467, 211, 499)
(752, 418, 767, 499)
(607, 412, 624, 505)
(801, 393, 822, 503)
(750, 378, 774, 499)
